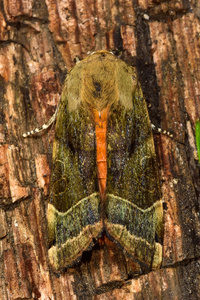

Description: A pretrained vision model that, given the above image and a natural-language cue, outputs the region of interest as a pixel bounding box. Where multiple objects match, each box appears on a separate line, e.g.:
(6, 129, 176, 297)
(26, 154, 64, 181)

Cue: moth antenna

(151, 124, 173, 138)
(22, 104, 59, 138)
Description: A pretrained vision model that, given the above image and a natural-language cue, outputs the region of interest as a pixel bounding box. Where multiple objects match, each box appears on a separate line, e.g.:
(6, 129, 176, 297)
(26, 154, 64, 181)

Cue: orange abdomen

(93, 107, 109, 200)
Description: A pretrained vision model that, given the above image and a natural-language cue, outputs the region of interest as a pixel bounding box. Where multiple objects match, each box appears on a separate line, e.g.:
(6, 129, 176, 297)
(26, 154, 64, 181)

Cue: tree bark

(0, 0, 200, 299)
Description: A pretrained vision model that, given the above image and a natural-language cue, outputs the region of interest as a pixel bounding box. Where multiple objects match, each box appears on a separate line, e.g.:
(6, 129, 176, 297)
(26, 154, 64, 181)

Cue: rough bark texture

(0, 0, 200, 299)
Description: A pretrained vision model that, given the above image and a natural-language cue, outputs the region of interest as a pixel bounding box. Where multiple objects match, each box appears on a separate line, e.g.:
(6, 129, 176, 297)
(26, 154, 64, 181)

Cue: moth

(24, 50, 163, 272)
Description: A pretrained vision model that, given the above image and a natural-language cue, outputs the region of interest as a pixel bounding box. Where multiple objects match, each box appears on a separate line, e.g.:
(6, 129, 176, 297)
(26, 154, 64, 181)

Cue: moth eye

(163, 202, 168, 210)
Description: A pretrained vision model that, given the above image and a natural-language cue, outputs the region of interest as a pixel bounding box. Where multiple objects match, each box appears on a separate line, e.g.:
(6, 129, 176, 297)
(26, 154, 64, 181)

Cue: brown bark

(0, 0, 200, 299)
